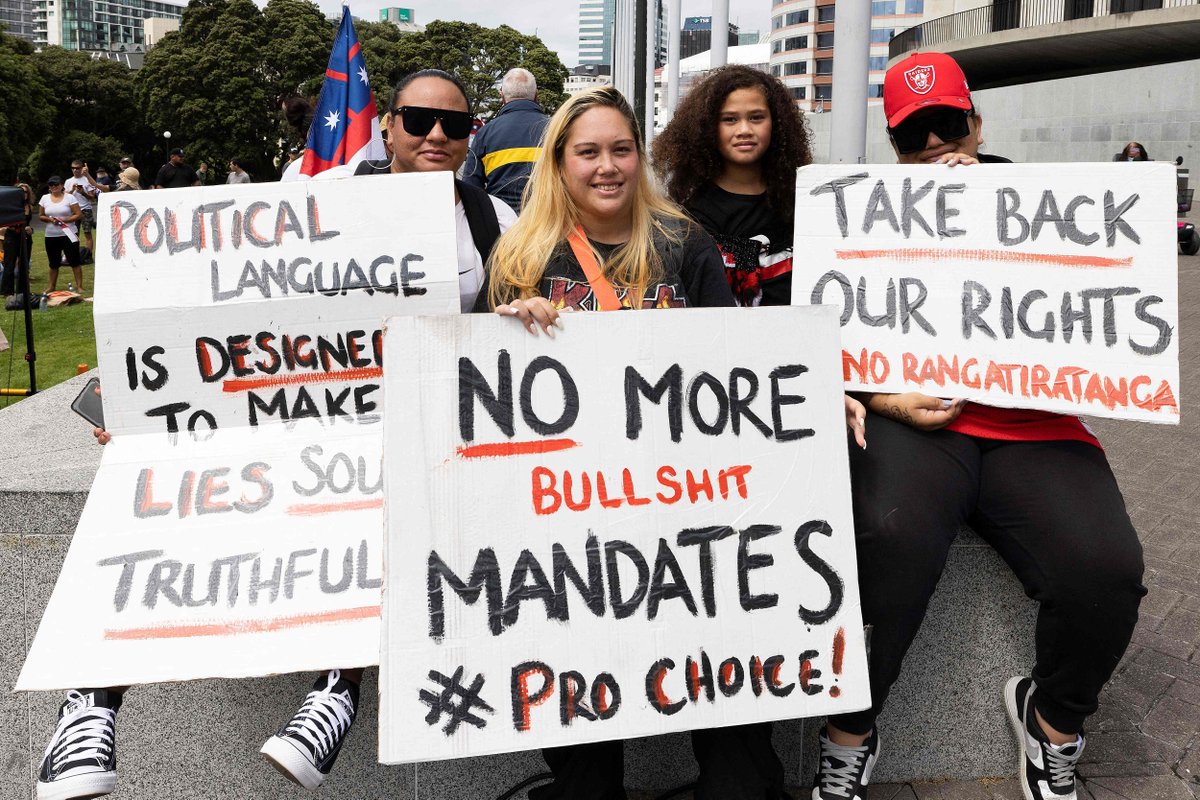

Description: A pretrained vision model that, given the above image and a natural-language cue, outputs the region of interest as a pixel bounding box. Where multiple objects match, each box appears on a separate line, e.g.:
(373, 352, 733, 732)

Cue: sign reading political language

(17, 173, 459, 691)
(793, 163, 1180, 423)
(378, 308, 868, 763)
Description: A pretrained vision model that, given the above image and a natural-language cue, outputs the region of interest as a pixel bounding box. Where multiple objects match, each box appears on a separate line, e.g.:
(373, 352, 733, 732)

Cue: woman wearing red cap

(810, 52, 1145, 800)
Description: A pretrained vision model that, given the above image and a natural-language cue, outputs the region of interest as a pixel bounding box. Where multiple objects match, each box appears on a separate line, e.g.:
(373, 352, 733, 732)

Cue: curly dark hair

(652, 65, 812, 223)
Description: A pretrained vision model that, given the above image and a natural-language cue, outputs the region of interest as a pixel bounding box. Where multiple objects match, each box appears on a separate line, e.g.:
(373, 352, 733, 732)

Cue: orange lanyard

(566, 224, 623, 311)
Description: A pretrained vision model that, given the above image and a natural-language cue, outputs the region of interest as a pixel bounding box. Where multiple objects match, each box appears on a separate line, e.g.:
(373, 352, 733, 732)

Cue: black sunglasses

(391, 105, 473, 140)
(888, 108, 972, 155)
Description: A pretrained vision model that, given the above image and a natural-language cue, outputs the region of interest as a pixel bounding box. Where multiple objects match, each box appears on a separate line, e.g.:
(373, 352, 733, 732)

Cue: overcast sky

(316, 1, 770, 67)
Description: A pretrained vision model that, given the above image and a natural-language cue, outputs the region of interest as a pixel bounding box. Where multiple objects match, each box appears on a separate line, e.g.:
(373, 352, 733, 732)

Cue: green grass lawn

(0, 229, 98, 407)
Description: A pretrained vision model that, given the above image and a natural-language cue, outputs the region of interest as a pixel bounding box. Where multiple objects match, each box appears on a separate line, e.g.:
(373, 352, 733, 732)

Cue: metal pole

(665, 0, 680, 120)
(644, 0, 657, 144)
(828, 0, 871, 163)
(710, 0, 729, 69)
(613, 0, 636, 101)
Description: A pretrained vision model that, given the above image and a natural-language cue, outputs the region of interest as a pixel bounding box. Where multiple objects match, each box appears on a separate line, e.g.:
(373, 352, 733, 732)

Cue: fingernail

(545, 326, 556, 339)
(553, 318, 564, 329)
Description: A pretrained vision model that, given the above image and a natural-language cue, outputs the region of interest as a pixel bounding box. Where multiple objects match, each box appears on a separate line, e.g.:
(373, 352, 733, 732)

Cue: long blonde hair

(486, 85, 688, 309)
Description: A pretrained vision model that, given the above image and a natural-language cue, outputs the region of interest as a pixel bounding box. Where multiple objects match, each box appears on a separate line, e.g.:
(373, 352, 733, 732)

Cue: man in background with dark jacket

(463, 68, 549, 213)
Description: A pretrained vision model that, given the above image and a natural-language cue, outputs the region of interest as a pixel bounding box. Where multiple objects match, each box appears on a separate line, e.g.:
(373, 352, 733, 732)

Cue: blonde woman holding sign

(478, 86, 797, 800)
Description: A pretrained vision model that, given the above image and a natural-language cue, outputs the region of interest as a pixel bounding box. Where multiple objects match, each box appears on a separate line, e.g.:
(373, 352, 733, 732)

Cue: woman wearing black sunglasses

(353, 69, 517, 313)
(810, 53, 1144, 800)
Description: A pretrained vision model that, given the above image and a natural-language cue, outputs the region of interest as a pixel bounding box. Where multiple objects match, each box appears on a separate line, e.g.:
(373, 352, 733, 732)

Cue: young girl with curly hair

(652, 65, 812, 308)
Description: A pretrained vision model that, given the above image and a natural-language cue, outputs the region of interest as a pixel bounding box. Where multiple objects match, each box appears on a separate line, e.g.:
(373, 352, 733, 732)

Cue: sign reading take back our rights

(17, 173, 459, 691)
(793, 163, 1180, 423)
(379, 307, 868, 763)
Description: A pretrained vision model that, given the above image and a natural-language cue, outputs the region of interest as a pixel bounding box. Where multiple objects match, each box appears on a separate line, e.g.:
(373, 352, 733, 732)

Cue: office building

(578, 0, 615, 67)
(580, 0, 665, 71)
(1, 0, 37, 44)
(680, 15, 739, 60)
(35, 0, 184, 51)
(379, 6, 422, 33)
(768, 0, 922, 111)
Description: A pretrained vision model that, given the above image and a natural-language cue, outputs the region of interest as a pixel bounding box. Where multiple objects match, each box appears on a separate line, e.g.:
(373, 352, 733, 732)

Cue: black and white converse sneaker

(36, 689, 121, 800)
(1005, 676, 1085, 800)
(811, 725, 879, 800)
(261, 669, 359, 789)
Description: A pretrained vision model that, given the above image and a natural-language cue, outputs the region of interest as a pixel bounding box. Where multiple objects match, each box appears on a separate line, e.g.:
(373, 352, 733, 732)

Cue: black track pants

(830, 413, 1145, 736)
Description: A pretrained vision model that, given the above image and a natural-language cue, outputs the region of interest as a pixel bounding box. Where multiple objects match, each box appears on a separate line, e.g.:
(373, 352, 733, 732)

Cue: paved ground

(629, 211, 1200, 800)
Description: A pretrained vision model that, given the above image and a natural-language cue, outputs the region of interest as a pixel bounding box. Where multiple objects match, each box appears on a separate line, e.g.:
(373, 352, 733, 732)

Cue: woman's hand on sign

(868, 392, 965, 431)
(929, 152, 979, 167)
(844, 394, 867, 449)
(496, 297, 564, 338)
(92, 383, 111, 445)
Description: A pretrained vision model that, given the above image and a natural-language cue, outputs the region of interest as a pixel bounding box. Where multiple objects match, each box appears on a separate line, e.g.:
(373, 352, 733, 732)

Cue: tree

(136, 0, 275, 179)
(0, 31, 52, 179)
(386, 21, 569, 118)
(261, 0, 334, 100)
(356, 21, 415, 115)
(30, 46, 147, 177)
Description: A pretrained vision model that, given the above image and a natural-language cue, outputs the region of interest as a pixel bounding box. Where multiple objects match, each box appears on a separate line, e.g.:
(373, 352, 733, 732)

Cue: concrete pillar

(645, 0, 657, 144)
(829, 0, 871, 163)
(613, 0, 637, 102)
(710, 0, 729, 69)
(665, 0, 681, 120)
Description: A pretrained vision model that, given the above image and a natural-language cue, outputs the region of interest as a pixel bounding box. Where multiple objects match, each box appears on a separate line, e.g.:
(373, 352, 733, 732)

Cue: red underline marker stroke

(222, 366, 383, 393)
(457, 438, 581, 459)
(286, 498, 384, 516)
(104, 604, 380, 641)
(836, 247, 1133, 269)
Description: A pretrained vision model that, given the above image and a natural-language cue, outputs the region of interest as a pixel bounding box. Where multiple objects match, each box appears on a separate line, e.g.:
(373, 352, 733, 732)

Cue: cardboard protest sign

(378, 307, 868, 763)
(793, 163, 1180, 423)
(17, 173, 459, 691)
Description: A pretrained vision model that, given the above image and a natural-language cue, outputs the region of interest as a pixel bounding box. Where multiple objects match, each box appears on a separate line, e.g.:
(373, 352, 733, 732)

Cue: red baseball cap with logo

(883, 52, 972, 128)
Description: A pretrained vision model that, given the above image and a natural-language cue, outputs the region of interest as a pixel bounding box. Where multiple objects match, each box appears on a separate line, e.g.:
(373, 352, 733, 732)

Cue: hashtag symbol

(419, 665, 495, 735)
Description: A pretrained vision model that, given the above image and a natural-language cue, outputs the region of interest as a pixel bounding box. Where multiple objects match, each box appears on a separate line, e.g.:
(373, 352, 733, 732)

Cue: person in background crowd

(226, 159, 251, 184)
(197, 161, 211, 184)
(154, 148, 200, 189)
(478, 85, 779, 800)
(808, 51, 1145, 800)
(116, 168, 141, 191)
(37, 176, 83, 293)
(118, 156, 135, 177)
(2, 173, 35, 295)
(94, 167, 113, 191)
(462, 67, 550, 214)
(63, 159, 105, 260)
(1119, 141, 1150, 161)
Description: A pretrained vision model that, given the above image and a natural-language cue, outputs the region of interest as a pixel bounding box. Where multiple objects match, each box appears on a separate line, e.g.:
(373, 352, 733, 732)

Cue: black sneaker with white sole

(36, 688, 121, 800)
(1004, 676, 1085, 800)
(261, 669, 359, 789)
(811, 725, 879, 800)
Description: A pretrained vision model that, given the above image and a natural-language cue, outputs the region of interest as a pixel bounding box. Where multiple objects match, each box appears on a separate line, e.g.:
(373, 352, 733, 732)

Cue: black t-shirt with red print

(474, 217, 734, 312)
(684, 183, 793, 308)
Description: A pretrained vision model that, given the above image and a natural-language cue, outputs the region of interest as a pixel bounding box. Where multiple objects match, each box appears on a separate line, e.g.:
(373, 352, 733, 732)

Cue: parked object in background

(1178, 158, 1197, 256)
